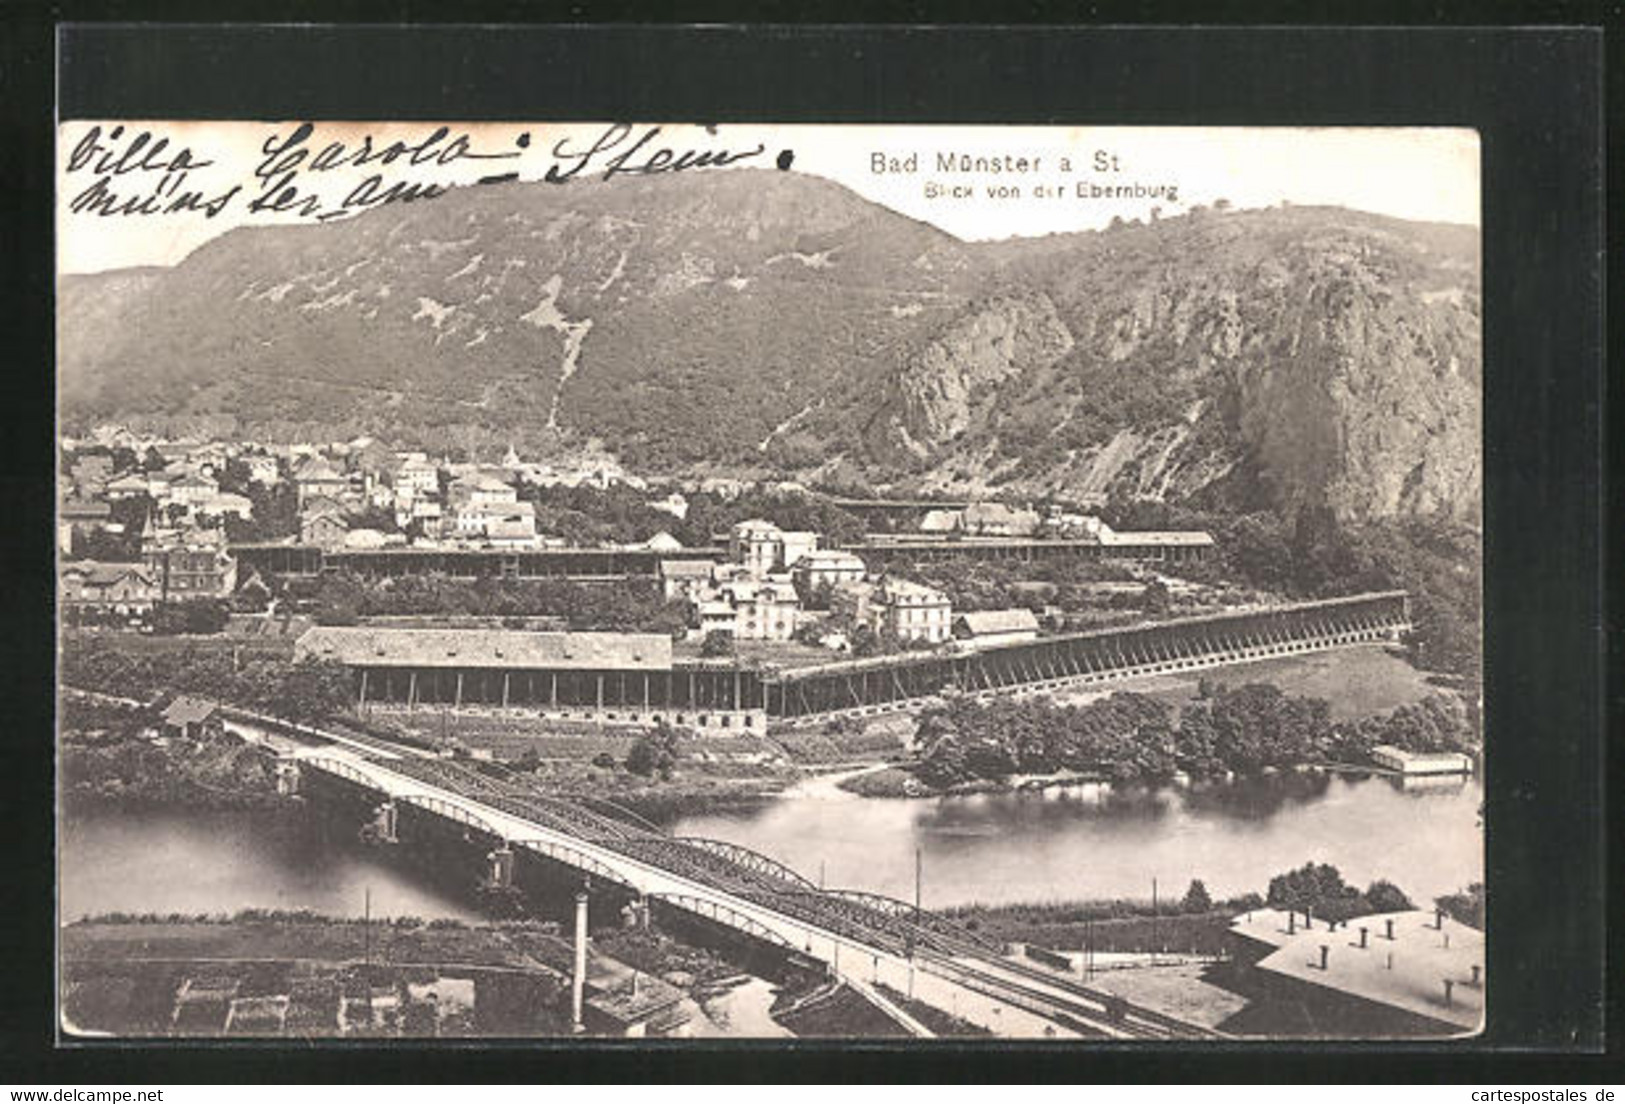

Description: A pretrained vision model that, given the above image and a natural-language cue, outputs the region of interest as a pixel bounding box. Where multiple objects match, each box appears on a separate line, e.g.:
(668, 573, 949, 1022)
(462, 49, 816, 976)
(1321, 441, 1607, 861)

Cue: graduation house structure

(296, 627, 767, 731)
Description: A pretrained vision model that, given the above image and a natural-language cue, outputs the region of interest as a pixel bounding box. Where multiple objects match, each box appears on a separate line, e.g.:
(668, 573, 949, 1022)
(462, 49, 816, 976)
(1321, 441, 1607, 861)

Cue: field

(1054, 644, 1439, 723)
(946, 905, 1240, 957)
(59, 919, 571, 1037)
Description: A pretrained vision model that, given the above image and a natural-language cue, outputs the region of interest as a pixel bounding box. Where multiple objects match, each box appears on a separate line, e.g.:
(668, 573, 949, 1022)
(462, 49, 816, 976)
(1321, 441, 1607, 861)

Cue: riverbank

(837, 764, 1115, 799)
(60, 721, 286, 813)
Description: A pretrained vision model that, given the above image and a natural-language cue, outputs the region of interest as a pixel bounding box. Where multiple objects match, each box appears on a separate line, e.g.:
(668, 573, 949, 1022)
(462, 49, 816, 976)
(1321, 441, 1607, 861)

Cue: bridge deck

(261, 737, 1213, 1039)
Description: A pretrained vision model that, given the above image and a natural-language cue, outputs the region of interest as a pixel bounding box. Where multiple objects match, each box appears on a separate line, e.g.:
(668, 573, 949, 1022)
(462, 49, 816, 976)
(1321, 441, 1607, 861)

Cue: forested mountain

(59, 170, 1480, 523)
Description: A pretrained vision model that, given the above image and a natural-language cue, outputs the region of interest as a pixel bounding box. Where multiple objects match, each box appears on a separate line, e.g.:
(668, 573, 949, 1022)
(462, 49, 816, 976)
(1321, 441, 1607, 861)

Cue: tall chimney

(1385, 918, 1395, 940)
(1435, 907, 1445, 929)
(1470, 964, 1482, 987)
(572, 891, 589, 1034)
(1443, 978, 1454, 1007)
(1359, 927, 1369, 948)
(1318, 945, 1329, 970)
(1303, 908, 1313, 931)
(1288, 912, 1296, 934)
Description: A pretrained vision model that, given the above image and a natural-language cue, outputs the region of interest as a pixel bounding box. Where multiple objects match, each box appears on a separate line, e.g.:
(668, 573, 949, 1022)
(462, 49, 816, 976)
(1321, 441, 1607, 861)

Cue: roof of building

(1099, 529, 1215, 547)
(60, 499, 113, 520)
(451, 473, 514, 493)
(1370, 745, 1473, 764)
(106, 473, 151, 491)
(161, 695, 220, 727)
(294, 458, 346, 482)
(642, 532, 684, 552)
(296, 627, 674, 671)
(459, 499, 535, 517)
(962, 502, 1041, 530)
(919, 509, 961, 532)
(62, 561, 156, 587)
(796, 549, 865, 568)
(879, 578, 950, 603)
(659, 559, 716, 578)
(731, 518, 782, 536)
(171, 472, 217, 489)
(955, 608, 1041, 636)
(484, 517, 538, 540)
(1230, 909, 1483, 1032)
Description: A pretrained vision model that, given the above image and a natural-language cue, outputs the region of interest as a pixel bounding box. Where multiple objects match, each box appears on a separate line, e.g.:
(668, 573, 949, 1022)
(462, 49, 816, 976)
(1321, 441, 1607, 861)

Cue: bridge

(765, 591, 1411, 722)
(253, 733, 1222, 1040)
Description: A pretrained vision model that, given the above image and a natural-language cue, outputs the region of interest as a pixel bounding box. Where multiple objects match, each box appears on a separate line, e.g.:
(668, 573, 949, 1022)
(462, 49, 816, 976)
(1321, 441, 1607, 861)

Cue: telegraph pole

(363, 886, 373, 1020)
(1151, 877, 1158, 967)
(914, 847, 922, 924)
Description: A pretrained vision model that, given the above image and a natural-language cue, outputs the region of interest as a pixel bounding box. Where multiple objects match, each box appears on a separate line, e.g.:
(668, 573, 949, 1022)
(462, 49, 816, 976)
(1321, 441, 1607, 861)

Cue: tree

(1435, 883, 1485, 930)
(150, 599, 231, 636)
(625, 722, 681, 779)
(917, 732, 968, 788)
(1266, 862, 1369, 923)
(233, 573, 272, 613)
(1364, 880, 1415, 913)
(700, 630, 736, 658)
(1181, 879, 1213, 914)
(274, 657, 354, 727)
(1140, 578, 1172, 616)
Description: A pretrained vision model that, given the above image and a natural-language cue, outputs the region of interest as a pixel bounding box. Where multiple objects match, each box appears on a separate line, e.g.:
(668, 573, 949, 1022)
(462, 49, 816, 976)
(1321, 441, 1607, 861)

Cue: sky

(57, 122, 1479, 274)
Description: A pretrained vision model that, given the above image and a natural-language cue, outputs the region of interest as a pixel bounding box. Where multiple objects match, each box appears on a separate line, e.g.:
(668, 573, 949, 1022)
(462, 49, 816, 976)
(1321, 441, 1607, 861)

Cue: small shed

(160, 695, 222, 741)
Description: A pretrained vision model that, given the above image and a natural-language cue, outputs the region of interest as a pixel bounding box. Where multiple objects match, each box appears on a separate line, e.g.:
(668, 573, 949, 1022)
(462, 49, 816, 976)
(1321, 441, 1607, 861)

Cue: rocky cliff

(58, 172, 1480, 523)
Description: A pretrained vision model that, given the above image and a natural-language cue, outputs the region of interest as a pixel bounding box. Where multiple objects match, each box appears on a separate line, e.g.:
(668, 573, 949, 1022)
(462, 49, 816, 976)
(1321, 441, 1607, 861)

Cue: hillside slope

(59, 173, 1480, 522)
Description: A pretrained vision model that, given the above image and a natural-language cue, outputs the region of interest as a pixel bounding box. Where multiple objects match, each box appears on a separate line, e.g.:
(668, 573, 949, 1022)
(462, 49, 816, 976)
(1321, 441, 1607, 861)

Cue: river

(59, 770, 1481, 921)
(667, 770, 1484, 910)
(58, 805, 482, 923)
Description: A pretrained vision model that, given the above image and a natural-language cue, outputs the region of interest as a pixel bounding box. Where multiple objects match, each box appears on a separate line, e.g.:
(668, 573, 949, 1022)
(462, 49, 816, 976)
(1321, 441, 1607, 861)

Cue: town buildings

(792, 550, 868, 595)
(58, 561, 161, 618)
(831, 576, 953, 645)
(141, 523, 238, 601)
(695, 575, 802, 642)
(727, 520, 819, 576)
(292, 457, 349, 505)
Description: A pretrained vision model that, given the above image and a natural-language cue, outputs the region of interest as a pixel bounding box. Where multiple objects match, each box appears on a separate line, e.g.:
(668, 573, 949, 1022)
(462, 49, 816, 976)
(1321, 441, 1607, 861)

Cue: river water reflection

(58, 806, 482, 923)
(669, 771, 1484, 910)
(60, 771, 1482, 922)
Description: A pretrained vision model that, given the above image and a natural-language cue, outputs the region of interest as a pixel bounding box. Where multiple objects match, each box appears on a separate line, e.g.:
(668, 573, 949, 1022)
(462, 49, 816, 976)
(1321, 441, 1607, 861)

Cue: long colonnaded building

(295, 627, 766, 732)
(295, 590, 1410, 733)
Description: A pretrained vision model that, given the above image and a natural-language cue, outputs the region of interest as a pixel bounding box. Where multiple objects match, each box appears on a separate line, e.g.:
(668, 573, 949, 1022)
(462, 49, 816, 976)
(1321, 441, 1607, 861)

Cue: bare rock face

(59, 173, 1479, 524)
(1233, 253, 1481, 522)
(873, 293, 1074, 460)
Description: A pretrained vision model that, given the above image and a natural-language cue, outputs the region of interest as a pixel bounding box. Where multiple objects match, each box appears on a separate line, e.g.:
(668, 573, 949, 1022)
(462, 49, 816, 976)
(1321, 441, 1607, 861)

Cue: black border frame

(2, 10, 1612, 1084)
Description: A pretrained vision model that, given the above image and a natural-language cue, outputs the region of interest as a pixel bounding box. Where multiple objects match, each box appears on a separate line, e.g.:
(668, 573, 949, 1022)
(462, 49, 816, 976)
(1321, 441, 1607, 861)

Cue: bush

(1436, 883, 1484, 930)
(625, 721, 680, 779)
(1364, 879, 1415, 913)
(1180, 879, 1213, 914)
(150, 599, 231, 636)
(700, 630, 735, 658)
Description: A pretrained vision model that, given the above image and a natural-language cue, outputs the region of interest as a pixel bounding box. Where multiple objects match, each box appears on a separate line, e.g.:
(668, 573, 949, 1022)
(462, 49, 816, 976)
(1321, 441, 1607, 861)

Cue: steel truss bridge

(280, 750, 1220, 1039)
(764, 590, 1411, 722)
